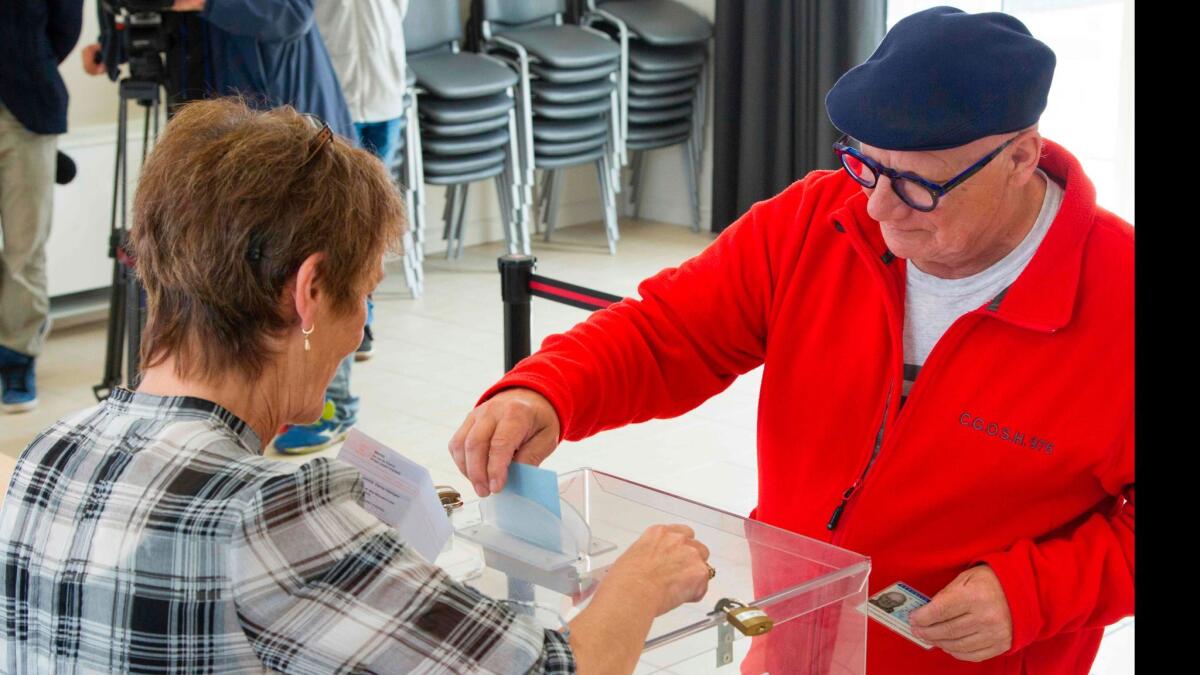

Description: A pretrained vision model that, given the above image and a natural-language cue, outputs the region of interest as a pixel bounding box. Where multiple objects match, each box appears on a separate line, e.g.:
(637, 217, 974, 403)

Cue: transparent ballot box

(435, 469, 870, 674)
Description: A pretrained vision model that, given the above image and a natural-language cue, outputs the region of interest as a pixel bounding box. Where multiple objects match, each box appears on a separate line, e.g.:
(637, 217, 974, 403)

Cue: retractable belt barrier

(499, 254, 622, 372)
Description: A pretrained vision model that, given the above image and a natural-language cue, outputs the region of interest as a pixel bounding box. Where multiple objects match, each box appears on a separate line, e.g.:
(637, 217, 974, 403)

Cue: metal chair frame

(479, 10, 624, 254)
(581, 0, 710, 233)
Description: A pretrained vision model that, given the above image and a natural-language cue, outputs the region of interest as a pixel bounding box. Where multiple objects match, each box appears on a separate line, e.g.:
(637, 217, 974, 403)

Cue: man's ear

(1008, 130, 1044, 185)
(292, 252, 326, 329)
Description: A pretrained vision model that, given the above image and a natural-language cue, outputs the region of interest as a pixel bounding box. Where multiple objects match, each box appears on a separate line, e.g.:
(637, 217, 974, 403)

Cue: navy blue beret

(825, 6, 1056, 151)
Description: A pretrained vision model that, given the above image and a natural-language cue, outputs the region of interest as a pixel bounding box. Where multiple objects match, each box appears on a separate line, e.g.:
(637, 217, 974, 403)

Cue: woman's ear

(292, 252, 326, 330)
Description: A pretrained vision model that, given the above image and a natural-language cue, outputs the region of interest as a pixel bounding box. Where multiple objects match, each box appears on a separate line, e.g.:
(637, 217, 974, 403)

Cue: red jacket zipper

(828, 309, 996, 545)
(827, 389, 891, 531)
(825, 217, 904, 538)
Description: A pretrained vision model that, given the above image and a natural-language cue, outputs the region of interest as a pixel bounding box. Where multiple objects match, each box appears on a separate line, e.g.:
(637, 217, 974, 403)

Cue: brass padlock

(435, 485, 464, 516)
(717, 598, 774, 636)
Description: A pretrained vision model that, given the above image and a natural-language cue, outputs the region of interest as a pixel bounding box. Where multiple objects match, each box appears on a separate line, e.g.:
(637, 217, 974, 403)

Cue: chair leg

(399, 172, 415, 288)
(633, 150, 647, 221)
(685, 139, 701, 233)
(401, 183, 421, 298)
(695, 48, 710, 181)
(629, 150, 643, 205)
(503, 109, 530, 255)
(537, 169, 550, 213)
(607, 85, 623, 192)
(545, 170, 564, 242)
(509, 51, 537, 220)
(453, 182, 470, 259)
(510, 171, 527, 256)
(408, 91, 427, 265)
(442, 184, 457, 254)
(603, 152, 620, 243)
(495, 174, 514, 254)
(597, 157, 618, 255)
(535, 169, 550, 234)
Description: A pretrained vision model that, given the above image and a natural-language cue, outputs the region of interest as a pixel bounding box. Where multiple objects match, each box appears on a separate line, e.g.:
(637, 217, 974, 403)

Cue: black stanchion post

(498, 254, 536, 372)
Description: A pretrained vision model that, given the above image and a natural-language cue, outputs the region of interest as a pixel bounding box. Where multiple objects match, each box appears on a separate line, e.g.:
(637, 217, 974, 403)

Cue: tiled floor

(1, 218, 1130, 672)
(3, 219, 761, 514)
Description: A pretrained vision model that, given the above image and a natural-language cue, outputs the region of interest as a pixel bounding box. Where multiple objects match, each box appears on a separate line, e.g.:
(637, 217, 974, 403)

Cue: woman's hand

(605, 524, 712, 616)
(566, 524, 712, 674)
(172, 0, 206, 10)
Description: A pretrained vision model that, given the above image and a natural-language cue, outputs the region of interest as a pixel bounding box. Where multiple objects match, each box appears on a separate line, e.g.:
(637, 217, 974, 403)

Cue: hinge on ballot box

(713, 598, 773, 667)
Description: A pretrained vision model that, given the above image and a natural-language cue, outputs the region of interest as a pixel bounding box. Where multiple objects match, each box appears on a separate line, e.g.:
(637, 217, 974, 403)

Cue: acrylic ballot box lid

(437, 468, 871, 674)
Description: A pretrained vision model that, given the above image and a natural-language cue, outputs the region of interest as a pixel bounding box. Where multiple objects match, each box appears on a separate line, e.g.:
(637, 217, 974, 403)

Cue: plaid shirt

(0, 389, 575, 674)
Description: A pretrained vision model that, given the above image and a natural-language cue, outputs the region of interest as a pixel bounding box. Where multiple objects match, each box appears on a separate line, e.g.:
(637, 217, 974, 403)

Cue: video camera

(94, 0, 194, 400)
(98, 1, 175, 87)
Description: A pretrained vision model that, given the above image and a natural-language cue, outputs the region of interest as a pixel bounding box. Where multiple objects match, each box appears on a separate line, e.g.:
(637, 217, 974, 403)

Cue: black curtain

(711, 0, 886, 233)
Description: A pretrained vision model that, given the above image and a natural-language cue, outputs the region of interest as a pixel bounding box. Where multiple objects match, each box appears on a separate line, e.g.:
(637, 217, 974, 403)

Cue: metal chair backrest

(478, 0, 568, 26)
(404, 0, 465, 55)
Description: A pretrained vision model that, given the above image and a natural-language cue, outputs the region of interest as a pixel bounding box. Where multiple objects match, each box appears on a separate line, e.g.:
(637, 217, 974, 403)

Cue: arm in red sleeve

(979, 409, 1135, 653)
(480, 185, 807, 441)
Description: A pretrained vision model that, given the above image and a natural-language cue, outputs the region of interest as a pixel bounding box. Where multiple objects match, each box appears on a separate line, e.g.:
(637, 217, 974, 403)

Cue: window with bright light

(886, 0, 1135, 223)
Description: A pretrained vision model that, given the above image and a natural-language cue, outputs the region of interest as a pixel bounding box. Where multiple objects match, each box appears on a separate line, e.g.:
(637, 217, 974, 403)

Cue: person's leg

(325, 353, 360, 427)
(274, 120, 403, 450)
(356, 296, 375, 361)
(0, 104, 56, 413)
(272, 354, 359, 455)
(354, 119, 402, 360)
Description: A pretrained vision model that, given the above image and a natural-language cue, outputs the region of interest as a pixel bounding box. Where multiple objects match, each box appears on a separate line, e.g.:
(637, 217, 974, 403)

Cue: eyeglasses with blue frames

(832, 133, 1019, 212)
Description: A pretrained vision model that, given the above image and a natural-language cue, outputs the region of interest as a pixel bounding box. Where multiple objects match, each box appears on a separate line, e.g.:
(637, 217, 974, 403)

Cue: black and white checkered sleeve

(231, 458, 577, 674)
(525, 629, 576, 675)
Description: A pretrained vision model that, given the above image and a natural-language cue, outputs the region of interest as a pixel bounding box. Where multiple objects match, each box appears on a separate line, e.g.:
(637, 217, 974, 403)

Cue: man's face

(858, 133, 1032, 276)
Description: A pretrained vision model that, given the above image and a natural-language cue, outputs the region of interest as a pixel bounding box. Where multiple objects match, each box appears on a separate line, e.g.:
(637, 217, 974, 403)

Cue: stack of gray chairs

(581, 0, 712, 232)
(392, 65, 425, 296)
(474, 0, 624, 255)
(404, 0, 530, 260)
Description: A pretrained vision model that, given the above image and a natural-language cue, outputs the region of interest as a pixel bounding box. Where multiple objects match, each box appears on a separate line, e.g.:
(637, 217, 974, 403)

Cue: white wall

(47, 0, 715, 298)
(65, 7, 121, 131)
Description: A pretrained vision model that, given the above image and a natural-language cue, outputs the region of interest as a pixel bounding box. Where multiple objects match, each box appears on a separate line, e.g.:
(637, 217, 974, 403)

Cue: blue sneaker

(271, 401, 350, 455)
(0, 346, 38, 414)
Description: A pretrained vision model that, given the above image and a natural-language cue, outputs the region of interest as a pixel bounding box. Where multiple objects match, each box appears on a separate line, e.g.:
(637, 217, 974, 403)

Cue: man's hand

(172, 0, 206, 10)
(81, 43, 105, 76)
(448, 388, 561, 498)
(908, 565, 1013, 662)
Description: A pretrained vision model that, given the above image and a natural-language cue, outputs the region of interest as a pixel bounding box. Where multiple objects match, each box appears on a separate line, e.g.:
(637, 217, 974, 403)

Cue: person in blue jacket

(82, 0, 363, 452)
(0, 0, 85, 414)
(86, 0, 353, 139)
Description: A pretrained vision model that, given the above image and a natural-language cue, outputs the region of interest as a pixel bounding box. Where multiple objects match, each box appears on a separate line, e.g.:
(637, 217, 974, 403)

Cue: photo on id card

(858, 582, 934, 649)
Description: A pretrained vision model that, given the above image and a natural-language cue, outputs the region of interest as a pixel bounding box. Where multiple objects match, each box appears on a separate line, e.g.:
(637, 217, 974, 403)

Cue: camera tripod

(93, 78, 162, 401)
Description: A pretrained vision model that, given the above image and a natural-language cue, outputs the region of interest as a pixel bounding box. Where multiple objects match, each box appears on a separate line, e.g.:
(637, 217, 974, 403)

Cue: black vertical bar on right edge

(499, 254, 535, 372)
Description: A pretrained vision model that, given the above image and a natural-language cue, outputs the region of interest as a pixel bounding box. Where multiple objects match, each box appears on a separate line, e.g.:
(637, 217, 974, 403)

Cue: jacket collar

(828, 139, 1097, 333)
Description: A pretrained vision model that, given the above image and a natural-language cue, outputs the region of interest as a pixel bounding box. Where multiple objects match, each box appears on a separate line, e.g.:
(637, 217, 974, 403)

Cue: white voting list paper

(336, 430, 452, 562)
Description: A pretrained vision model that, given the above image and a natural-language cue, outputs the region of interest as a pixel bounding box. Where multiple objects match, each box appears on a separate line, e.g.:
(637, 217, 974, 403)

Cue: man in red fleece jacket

(449, 7, 1133, 674)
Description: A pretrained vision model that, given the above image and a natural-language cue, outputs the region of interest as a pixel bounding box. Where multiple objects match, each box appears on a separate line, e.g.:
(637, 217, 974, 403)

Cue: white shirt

(314, 0, 409, 123)
(901, 170, 1064, 400)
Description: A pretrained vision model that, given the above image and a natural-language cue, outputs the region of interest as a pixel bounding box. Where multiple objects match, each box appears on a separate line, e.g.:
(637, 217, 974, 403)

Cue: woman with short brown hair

(0, 98, 712, 674)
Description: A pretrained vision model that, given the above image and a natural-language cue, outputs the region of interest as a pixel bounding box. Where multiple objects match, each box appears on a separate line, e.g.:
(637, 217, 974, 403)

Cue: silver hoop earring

(301, 324, 315, 351)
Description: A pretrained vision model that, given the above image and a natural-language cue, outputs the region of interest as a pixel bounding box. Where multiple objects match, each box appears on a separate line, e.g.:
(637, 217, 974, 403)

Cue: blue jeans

(321, 120, 400, 427)
(326, 354, 359, 427)
(354, 118, 402, 168)
(320, 120, 401, 426)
